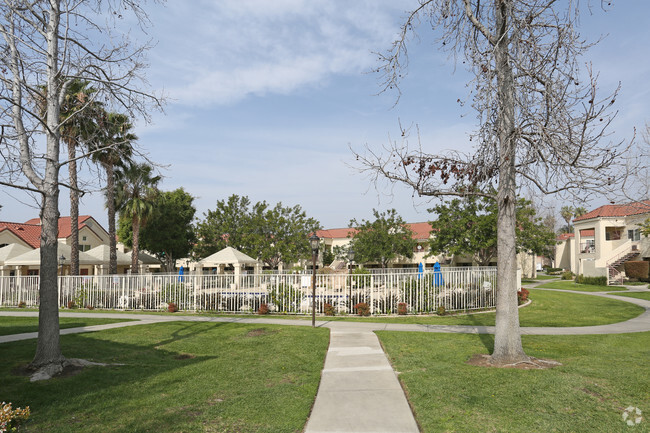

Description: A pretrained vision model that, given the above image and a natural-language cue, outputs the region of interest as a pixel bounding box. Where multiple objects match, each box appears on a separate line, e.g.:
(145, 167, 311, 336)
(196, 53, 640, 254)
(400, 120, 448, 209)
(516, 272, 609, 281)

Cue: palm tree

(60, 80, 101, 275)
(91, 112, 135, 274)
(560, 206, 574, 233)
(115, 162, 160, 273)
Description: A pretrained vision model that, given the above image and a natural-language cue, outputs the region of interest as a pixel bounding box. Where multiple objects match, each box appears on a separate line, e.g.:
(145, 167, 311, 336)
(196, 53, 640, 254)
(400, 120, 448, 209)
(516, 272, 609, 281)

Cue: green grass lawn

(0, 317, 134, 336)
(242, 289, 642, 327)
(607, 291, 650, 301)
(378, 331, 650, 433)
(2, 288, 642, 329)
(538, 281, 628, 292)
(0, 322, 329, 433)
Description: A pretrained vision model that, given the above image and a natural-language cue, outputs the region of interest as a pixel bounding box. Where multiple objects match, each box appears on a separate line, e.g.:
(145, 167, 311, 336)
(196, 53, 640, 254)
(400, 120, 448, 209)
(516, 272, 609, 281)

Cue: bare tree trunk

(491, 0, 528, 364)
(131, 218, 140, 274)
(104, 162, 118, 274)
(68, 141, 79, 275)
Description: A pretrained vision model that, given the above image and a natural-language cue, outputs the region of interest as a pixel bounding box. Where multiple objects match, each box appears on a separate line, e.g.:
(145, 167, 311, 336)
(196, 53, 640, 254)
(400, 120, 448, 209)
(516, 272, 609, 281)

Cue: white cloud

(149, 1, 410, 106)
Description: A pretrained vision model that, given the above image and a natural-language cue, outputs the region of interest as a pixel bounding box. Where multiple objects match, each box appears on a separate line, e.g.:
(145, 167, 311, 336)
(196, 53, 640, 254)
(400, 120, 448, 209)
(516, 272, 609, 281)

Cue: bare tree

(0, 0, 161, 379)
(354, 1, 642, 365)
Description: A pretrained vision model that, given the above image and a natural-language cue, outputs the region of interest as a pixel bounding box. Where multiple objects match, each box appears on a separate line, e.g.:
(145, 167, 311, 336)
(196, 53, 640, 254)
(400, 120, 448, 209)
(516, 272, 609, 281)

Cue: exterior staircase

(607, 250, 640, 285)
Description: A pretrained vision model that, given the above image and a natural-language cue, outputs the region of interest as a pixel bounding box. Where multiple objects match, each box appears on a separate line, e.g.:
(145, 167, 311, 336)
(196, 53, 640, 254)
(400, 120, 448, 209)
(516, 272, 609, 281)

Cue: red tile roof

(0, 216, 99, 249)
(317, 222, 434, 241)
(574, 200, 650, 222)
(0, 222, 42, 248)
(316, 228, 358, 239)
(556, 232, 574, 241)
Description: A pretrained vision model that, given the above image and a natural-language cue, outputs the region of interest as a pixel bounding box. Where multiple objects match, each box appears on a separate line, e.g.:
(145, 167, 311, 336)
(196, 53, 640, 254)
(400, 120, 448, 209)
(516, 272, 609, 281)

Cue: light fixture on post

(309, 234, 320, 327)
(58, 254, 66, 276)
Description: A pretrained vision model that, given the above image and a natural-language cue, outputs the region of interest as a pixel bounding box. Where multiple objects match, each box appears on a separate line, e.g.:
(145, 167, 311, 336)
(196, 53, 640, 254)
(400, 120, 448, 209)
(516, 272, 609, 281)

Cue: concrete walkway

(304, 325, 419, 433)
(1, 286, 649, 433)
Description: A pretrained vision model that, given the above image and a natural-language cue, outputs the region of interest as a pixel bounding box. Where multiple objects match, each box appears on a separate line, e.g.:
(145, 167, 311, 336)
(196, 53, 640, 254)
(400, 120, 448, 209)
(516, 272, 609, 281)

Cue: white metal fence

(0, 268, 497, 315)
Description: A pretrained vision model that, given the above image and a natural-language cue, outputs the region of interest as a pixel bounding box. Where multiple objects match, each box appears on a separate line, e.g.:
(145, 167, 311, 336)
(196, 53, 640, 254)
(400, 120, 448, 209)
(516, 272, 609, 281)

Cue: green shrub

(269, 283, 298, 313)
(436, 305, 446, 316)
(546, 267, 563, 273)
(561, 271, 574, 280)
(17, 301, 26, 308)
(624, 261, 650, 280)
(575, 274, 608, 286)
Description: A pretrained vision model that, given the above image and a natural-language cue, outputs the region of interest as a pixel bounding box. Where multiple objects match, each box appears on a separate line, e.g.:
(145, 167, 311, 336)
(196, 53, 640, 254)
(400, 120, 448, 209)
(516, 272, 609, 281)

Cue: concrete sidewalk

(304, 325, 419, 433)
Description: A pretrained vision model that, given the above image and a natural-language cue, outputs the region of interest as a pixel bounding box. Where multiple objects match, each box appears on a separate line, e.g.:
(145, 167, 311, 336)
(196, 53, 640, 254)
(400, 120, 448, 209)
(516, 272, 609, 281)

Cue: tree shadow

(0, 322, 225, 432)
(466, 313, 494, 353)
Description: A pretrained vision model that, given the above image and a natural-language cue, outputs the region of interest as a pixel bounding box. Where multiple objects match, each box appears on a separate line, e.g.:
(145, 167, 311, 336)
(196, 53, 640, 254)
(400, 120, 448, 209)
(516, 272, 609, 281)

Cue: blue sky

(2, 1, 649, 230)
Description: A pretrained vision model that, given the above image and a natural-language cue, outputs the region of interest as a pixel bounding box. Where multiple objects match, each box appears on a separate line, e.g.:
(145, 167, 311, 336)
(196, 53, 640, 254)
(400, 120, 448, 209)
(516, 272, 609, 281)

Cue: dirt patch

(174, 353, 196, 360)
(581, 387, 606, 402)
(265, 373, 297, 387)
(245, 328, 278, 338)
(466, 354, 562, 370)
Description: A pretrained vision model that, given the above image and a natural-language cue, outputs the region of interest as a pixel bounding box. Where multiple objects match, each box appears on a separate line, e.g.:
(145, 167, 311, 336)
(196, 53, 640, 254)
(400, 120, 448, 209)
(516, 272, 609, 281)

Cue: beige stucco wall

(0, 232, 33, 249)
(555, 237, 575, 272)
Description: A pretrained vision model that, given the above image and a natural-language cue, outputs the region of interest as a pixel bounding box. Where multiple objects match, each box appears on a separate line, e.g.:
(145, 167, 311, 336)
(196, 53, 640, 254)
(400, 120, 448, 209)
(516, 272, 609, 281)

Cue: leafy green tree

(194, 195, 253, 258)
(115, 162, 161, 273)
(348, 209, 416, 269)
(641, 219, 650, 237)
(428, 197, 556, 266)
(118, 188, 196, 272)
(247, 202, 321, 268)
(193, 195, 321, 268)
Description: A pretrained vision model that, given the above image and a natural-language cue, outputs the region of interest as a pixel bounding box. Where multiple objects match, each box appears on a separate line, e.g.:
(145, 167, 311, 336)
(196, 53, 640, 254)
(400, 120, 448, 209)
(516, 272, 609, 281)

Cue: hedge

(624, 261, 650, 280)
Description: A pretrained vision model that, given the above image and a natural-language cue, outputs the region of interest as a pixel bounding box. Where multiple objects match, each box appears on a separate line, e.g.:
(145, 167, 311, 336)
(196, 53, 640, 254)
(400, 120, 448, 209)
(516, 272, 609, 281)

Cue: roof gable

(0, 216, 107, 248)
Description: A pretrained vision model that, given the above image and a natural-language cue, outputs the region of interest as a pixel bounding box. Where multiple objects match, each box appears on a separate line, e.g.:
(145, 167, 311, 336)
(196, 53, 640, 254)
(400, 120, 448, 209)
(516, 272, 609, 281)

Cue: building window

(628, 229, 641, 241)
(78, 244, 91, 252)
(605, 227, 623, 241)
(581, 240, 595, 253)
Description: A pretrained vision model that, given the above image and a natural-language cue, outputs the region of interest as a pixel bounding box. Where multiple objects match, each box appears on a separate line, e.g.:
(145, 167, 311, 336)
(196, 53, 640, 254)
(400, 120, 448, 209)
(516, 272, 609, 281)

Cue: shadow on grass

(0, 322, 224, 432)
(467, 313, 494, 353)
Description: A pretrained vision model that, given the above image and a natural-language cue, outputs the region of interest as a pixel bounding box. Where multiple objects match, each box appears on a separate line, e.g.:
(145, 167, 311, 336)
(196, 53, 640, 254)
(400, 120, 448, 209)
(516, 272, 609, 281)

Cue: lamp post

(58, 254, 66, 276)
(309, 234, 320, 327)
(347, 248, 355, 312)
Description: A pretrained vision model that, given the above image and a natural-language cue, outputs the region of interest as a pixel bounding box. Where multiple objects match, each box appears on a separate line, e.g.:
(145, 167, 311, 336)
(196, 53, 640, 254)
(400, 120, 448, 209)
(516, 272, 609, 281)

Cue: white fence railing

(0, 268, 498, 315)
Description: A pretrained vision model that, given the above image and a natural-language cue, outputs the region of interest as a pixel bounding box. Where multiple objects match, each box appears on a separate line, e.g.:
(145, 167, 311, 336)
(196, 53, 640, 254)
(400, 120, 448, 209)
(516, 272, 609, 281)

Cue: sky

(2, 1, 649, 231)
